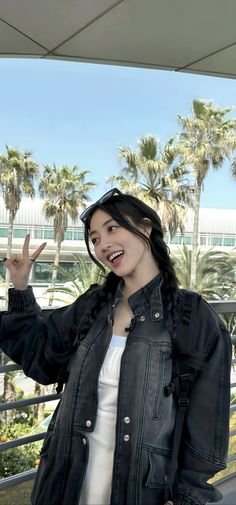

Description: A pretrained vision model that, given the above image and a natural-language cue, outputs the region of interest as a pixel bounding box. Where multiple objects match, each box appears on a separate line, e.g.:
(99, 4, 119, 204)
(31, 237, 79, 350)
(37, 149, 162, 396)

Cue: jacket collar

(113, 272, 164, 321)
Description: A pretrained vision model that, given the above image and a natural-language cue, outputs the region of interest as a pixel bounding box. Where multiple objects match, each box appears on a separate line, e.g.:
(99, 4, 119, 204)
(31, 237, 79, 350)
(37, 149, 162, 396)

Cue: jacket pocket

(145, 449, 171, 488)
(61, 432, 89, 503)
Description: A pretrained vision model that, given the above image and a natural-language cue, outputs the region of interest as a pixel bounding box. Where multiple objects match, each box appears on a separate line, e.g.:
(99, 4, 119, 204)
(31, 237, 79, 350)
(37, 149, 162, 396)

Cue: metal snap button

(123, 434, 130, 442)
(140, 315, 145, 322)
(86, 420, 92, 428)
(82, 438, 87, 445)
(154, 312, 160, 319)
(124, 417, 130, 424)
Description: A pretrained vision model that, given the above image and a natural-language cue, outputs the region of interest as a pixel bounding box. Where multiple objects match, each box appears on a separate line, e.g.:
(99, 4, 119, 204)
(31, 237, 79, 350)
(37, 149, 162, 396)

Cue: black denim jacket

(0, 274, 232, 505)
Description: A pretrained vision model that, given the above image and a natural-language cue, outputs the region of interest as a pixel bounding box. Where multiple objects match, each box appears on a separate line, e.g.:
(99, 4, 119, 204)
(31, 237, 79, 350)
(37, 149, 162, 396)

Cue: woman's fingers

(30, 241, 47, 261)
(11, 255, 21, 266)
(22, 234, 47, 261)
(3, 237, 47, 290)
(3, 255, 17, 268)
(3, 236, 47, 268)
(22, 233, 30, 259)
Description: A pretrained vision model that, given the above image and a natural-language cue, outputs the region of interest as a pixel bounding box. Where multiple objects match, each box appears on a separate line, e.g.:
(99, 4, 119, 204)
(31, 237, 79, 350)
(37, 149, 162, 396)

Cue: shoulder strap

(167, 290, 200, 486)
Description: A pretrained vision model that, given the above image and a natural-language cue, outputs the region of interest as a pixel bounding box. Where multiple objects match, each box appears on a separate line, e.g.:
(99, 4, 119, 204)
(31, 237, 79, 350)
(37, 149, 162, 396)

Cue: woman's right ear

(142, 218, 152, 237)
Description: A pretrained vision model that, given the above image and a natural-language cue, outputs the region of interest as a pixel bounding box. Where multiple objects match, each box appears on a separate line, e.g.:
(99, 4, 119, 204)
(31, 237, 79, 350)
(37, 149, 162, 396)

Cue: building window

(0, 261, 4, 277)
(0, 228, 8, 237)
(34, 228, 43, 239)
(183, 236, 192, 245)
(200, 236, 207, 245)
(13, 228, 28, 238)
(223, 237, 235, 246)
(44, 229, 54, 240)
(212, 236, 223, 246)
(57, 262, 77, 281)
(170, 235, 182, 244)
(32, 261, 80, 283)
(74, 230, 84, 240)
(64, 231, 73, 240)
(33, 262, 52, 283)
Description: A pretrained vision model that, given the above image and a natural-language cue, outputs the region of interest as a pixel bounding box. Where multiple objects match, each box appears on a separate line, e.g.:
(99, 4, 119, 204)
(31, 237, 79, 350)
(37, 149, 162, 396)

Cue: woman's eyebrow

(89, 218, 115, 237)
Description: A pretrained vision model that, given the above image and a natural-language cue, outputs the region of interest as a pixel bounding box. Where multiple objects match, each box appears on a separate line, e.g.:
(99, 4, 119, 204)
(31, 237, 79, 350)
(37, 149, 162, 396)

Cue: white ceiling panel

(0, 19, 44, 56)
(187, 45, 236, 79)
(0, 0, 123, 50)
(55, 0, 236, 69)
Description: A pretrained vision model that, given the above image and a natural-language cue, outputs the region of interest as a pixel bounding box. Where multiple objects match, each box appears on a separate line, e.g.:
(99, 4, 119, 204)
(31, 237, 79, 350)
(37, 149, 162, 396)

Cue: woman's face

(89, 208, 157, 281)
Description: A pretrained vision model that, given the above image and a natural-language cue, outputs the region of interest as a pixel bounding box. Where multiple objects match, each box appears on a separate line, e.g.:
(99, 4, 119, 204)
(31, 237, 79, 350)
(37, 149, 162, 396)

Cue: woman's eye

(91, 237, 99, 245)
(108, 225, 118, 232)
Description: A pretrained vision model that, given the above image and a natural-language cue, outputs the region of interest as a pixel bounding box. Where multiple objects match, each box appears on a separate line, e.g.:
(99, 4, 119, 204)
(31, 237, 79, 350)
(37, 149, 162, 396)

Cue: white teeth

(108, 251, 124, 262)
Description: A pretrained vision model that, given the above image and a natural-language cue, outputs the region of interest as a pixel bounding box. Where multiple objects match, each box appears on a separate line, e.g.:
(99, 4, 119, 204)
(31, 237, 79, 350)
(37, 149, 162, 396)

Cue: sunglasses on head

(80, 188, 125, 224)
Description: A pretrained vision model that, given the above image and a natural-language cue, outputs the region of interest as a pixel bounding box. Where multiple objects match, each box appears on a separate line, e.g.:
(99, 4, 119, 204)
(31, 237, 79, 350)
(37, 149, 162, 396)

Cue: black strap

(167, 291, 196, 486)
(167, 371, 194, 484)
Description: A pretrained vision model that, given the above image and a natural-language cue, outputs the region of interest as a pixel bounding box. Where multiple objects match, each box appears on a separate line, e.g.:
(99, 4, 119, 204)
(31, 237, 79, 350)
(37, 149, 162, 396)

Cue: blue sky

(0, 58, 236, 209)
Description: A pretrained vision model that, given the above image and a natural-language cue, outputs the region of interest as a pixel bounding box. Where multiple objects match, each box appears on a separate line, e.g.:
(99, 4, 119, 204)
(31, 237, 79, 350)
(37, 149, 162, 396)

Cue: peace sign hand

(3, 234, 47, 290)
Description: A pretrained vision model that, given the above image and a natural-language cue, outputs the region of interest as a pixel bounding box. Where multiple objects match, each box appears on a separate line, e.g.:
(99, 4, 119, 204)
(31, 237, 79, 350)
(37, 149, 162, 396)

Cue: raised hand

(3, 234, 47, 290)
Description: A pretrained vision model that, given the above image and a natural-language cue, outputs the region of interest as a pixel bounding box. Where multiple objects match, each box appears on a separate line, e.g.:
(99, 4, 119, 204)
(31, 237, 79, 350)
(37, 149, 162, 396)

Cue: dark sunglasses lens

(100, 189, 117, 203)
(80, 206, 93, 222)
(80, 188, 123, 222)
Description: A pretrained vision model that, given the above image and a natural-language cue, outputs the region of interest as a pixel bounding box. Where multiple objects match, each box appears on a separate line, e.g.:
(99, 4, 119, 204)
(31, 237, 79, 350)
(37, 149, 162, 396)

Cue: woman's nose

(101, 241, 112, 252)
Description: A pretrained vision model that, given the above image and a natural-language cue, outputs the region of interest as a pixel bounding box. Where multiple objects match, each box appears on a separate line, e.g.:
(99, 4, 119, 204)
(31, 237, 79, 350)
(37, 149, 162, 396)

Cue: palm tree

(177, 100, 236, 290)
(2, 370, 17, 425)
(171, 245, 236, 300)
(45, 253, 106, 304)
(108, 135, 193, 235)
(232, 158, 236, 182)
(222, 287, 236, 338)
(0, 145, 39, 288)
(39, 164, 96, 306)
(0, 146, 39, 422)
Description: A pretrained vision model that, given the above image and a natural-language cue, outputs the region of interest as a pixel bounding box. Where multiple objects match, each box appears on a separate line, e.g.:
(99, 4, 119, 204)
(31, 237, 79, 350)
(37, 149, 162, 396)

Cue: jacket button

(86, 420, 92, 428)
(124, 417, 130, 424)
(123, 434, 130, 442)
(82, 438, 87, 445)
(154, 312, 160, 319)
(140, 315, 145, 322)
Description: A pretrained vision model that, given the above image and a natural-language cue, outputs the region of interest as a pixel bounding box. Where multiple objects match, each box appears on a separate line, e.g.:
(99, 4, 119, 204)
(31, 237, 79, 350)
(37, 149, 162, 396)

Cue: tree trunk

(190, 179, 201, 290)
(2, 362, 17, 426)
(33, 382, 45, 423)
(48, 238, 61, 306)
(4, 211, 14, 304)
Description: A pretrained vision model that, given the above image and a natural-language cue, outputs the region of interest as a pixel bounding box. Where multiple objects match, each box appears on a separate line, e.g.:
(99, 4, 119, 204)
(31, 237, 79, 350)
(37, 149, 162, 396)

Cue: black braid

(76, 272, 120, 342)
(148, 228, 179, 343)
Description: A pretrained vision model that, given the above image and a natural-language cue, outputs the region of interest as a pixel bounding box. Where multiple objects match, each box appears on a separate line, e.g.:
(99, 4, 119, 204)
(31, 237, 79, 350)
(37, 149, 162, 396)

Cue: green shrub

(0, 423, 42, 478)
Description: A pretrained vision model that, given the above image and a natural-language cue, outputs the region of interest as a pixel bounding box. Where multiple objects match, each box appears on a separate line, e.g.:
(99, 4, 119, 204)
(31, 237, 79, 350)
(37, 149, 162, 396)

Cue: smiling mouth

(108, 250, 124, 263)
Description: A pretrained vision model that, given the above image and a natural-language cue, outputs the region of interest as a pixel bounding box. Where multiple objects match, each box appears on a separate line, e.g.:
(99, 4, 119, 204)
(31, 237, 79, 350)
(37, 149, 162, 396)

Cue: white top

(79, 335, 126, 505)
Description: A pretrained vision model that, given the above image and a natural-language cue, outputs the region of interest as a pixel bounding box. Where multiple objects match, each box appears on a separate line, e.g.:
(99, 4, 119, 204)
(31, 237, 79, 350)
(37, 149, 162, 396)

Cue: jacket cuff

(8, 286, 36, 310)
(175, 496, 199, 505)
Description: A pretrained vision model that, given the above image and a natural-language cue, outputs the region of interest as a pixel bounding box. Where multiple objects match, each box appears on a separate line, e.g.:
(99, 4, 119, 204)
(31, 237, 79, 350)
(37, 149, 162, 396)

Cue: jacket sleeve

(173, 313, 232, 504)
(0, 286, 88, 385)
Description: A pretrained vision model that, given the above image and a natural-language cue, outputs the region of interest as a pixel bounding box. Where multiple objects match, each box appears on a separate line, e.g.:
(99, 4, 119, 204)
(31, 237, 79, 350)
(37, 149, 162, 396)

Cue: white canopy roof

(1, 0, 236, 79)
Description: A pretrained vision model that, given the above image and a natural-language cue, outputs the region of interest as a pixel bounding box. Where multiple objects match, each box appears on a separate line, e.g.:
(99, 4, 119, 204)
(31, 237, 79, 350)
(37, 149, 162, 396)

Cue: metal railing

(0, 301, 236, 492)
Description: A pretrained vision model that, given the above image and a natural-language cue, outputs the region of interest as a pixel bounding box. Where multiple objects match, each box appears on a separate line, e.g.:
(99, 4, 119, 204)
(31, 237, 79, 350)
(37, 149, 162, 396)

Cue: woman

(0, 188, 232, 505)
